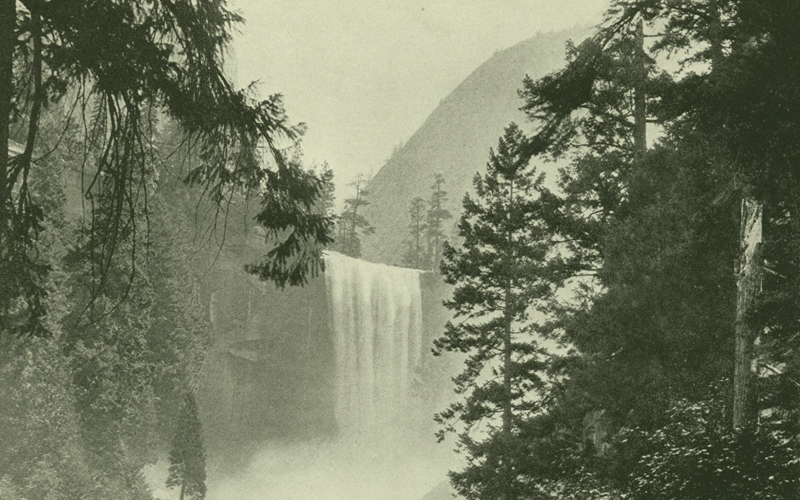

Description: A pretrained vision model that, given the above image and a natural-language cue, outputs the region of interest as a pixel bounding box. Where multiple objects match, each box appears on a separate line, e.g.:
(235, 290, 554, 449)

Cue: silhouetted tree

(316, 162, 337, 218)
(1, 0, 332, 335)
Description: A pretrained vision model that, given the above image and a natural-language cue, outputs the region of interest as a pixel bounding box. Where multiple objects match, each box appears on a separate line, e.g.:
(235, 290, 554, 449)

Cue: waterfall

(324, 251, 424, 437)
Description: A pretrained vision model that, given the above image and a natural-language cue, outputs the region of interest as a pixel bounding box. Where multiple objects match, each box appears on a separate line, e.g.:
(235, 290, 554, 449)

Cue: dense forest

(2, 0, 800, 500)
(0, 1, 331, 498)
(433, 1, 800, 499)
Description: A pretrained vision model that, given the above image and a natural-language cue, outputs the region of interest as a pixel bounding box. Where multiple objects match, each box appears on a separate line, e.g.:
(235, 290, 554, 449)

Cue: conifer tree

(511, 2, 800, 497)
(333, 174, 374, 258)
(1, 0, 332, 335)
(402, 197, 428, 269)
(316, 162, 337, 218)
(434, 124, 552, 500)
(426, 173, 452, 272)
(166, 393, 207, 500)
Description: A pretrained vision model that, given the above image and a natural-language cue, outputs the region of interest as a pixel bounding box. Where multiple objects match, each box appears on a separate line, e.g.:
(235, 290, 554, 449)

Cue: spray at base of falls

(324, 251, 425, 439)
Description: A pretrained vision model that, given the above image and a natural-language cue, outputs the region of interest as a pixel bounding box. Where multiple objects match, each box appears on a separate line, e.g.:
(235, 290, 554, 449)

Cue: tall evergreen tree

(426, 173, 452, 272)
(316, 161, 337, 218)
(509, 1, 800, 497)
(402, 197, 428, 269)
(333, 174, 374, 258)
(1, 0, 332, 335)
(434, 124, 552, 500)
(166, 392, 207, 500)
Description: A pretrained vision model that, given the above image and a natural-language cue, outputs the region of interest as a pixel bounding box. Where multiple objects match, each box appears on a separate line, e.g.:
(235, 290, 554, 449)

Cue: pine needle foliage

(435, 123, 553, 500)
(1, 0, 332, 335)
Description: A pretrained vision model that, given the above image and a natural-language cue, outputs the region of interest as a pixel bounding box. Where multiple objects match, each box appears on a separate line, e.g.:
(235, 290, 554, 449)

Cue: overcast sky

(231, 0, 607, 188)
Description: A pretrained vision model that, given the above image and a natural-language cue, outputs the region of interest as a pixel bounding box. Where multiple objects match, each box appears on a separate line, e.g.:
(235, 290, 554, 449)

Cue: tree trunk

(633, 19, 647, 158)
(0, 0, 14, 239)
(500, 180, 514, 500)
(709, 0, 724, 69)
(179, 479, 186, 500)
(503, 283, 512, 435)
(502, 180, 514, 436)
(733, 196, 762, 430)
(707, 0, 763, 432)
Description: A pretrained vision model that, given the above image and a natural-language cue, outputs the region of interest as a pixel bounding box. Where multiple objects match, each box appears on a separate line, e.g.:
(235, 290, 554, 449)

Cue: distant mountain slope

(418, 480, 455, 500)
(362, 29, 586, 265)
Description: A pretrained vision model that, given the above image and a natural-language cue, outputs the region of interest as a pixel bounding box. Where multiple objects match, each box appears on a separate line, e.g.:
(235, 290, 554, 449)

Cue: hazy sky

(231, 0, 607, 188)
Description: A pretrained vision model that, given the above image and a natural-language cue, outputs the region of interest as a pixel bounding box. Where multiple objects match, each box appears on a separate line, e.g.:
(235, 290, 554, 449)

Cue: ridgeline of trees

(435, 1, 800, 499)
(402, 173, 453, 271)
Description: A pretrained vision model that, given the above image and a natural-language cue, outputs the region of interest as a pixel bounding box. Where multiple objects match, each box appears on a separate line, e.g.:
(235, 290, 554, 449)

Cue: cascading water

(324, 251, 424, 438)
(204, 252, 453, 500)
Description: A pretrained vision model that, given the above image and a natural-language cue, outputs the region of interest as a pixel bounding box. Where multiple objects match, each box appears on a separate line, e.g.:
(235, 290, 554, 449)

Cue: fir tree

(402, 197, 428, 269)
(316, 162, 337, 218)
(434, 124, 552, 500)
(426, 173, 452, 272)
(166, 393, 207, 500)
(0, 0, 332, 335)
(511, 2, 800, 497)
(333, 174, 374, 258)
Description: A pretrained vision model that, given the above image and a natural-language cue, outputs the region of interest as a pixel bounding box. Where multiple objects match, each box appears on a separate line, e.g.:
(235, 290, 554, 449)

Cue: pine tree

(333, 174, 374, 258)
(316, 162, 337, 218)
(434, 124, 552, 500)
(0, 0, 332, 334)
(402, 197, 428, 269)
(166, 393, 207, 500)
(426, 173, 452, 272)
(511, 1, 800, 496)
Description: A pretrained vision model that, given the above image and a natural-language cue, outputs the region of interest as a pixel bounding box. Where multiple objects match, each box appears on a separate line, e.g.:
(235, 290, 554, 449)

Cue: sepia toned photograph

(2, 1, 799, 499)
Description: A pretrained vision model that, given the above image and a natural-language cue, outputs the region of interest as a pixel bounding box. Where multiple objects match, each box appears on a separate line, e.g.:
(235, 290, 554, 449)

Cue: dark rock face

(200, 236, 337, 462)
(362, 29, 585, 266)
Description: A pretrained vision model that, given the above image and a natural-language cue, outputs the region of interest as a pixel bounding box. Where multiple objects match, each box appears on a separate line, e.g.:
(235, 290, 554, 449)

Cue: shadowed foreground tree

(1, 0, 332, 335)
(504, 1, 800, 497)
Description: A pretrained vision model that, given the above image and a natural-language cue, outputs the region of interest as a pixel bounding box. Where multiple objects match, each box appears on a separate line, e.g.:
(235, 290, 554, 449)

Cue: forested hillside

(362, 29, 586, 265)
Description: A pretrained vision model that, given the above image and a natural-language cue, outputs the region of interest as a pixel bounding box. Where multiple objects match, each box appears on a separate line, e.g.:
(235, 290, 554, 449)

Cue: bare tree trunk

(707, 0, 764, 432)
(501, 278, 513, 500)
(503, 283, 512, 435)
(733, 197, 762, 430)
(502, 179, 514, 436)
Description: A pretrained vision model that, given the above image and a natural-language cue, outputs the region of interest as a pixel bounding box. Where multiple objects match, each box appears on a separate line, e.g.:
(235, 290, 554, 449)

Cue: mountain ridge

(361, 28, 587, 265)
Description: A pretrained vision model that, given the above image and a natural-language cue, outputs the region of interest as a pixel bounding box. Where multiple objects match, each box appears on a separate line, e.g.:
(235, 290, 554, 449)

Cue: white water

(202, 252, 454, 500)
(324, 251, 425, 438)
